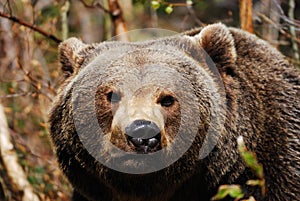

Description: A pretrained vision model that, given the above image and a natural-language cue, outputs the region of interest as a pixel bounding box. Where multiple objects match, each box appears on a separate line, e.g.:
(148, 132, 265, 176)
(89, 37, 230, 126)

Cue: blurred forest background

(0, 0, 299, 200)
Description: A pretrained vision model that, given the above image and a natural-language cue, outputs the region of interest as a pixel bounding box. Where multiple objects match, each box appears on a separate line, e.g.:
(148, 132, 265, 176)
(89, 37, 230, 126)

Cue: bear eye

(160, 95, 175, 107)
(107, 91, 121, 104)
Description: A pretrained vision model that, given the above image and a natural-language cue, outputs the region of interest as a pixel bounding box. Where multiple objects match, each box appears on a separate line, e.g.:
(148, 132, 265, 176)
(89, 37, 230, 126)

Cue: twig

(150, 2, 158, 28)
(0, 11, 62, 43)
(79, 0, 110, 13)
(288, 0, 299, 61)
(273, 0, 300, 28)
(258, 13, 300, 44)
(0, 92, 34, 99)
(108, 0, 129, 41)
(186, 3, 204, 27)
(79, 0, 128, 41)
(17, 59, 54, 101)
(61, 0, 70, 41)
(5, 0, 13, 15)
(9, 129, 45, 160)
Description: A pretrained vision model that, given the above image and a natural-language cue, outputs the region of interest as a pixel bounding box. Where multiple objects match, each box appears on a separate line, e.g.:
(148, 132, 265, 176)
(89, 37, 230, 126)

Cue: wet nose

(125, 120, 161, 153)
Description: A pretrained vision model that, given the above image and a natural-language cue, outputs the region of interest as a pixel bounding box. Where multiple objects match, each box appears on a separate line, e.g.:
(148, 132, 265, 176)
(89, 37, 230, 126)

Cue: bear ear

(192, 23, 237, 74)
(58, 37, 95, 78)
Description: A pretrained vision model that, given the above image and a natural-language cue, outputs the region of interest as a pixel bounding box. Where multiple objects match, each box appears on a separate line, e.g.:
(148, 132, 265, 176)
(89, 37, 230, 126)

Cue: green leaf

(151, 1, 160, 10)
(211, 185, 244, 200)
(27, 176, 37, 185)
(228, 187, 244, 198)
(237, 136, 264, 179)
(212, 188, 228, 200)
(165, 6, 173, 14)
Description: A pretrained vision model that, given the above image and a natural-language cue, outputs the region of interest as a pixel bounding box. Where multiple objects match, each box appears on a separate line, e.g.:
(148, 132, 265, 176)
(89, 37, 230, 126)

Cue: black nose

(125, 120, 161, 153)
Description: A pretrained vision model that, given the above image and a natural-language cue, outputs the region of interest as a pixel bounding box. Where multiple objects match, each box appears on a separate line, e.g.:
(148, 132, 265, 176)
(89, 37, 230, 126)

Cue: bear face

(93, 48, 214, 154)
(49, 23, 300, 201)
(56, 34, 226, 172)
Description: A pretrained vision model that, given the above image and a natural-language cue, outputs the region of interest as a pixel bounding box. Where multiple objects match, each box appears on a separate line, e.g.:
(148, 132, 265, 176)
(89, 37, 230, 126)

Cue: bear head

(50, 23, 238, 198)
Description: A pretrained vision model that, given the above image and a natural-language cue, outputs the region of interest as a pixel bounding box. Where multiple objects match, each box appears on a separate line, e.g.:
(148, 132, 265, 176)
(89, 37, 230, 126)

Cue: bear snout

(125, 119, 162, 154)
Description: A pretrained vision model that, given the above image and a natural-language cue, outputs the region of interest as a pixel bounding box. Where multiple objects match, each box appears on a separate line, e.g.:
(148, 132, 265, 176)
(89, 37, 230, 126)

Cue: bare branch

(79, 0, 110, 13)
(288, 0, 299, 62)
(273, 0, 300, 27)
(0, 11, 62, 43)
(78, 0, 129, 41)
(6, 0, 13, 15)
(108, 0, 129, 41)
(258, 13, 300, 44)
(0, 92, 34, 99)
(61, 0, 70, 40)
(17, 59, 54, 101)
(186, 4, 204, 27)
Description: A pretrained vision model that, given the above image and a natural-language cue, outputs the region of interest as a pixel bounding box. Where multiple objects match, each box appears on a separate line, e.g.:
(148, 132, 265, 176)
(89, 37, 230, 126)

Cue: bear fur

(49, 23, 300, 201)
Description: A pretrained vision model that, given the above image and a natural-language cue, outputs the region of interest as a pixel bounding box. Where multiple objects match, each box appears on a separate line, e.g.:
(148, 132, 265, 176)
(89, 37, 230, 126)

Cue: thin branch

(108, 0, 129, 41)
(186, 4, 204, 27)
(79, 0, 110, 13)
(78, 0, 129, 41)
(61, 0, 70, 41)
(0, 92, 34, 99)
(0, 11, 62, 43)
(150, 2, 158, 28)
(6, 0, 13, 15)
(258, 13, 300, 44)
(273, 0, 300, 28)
(288, 0, 299, 61)
(17, 59, 54, 101)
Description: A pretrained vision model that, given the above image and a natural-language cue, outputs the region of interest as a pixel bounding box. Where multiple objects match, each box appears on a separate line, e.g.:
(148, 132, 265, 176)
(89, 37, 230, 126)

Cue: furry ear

(192, 23, 237, 74)
(58, 37, 95, 78)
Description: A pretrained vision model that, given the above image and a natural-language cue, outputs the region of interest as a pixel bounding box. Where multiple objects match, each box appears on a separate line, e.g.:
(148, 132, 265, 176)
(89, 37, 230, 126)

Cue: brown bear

(49, 23, 300, 201)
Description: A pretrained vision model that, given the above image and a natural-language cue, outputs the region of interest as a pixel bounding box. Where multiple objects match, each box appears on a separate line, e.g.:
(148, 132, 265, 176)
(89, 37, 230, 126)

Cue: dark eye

(160, 95, 175, 107)
(107, 91, 121, 104)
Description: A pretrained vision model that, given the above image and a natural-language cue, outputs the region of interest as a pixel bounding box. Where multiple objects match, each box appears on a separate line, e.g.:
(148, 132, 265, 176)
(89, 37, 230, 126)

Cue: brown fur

(49, 23, 300, 201)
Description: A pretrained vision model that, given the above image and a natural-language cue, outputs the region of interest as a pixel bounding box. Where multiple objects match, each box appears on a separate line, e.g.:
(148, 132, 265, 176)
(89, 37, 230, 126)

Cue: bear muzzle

(125, 119, 162, 154)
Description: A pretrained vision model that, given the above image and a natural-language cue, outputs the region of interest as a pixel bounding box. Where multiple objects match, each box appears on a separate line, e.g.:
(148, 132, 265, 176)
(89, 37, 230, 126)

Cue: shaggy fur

(49, 23, 300, 201)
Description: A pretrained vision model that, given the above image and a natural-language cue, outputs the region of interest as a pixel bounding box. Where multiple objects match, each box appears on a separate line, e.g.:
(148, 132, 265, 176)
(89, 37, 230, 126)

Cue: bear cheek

(94, 91, 114, 135)
(110, 126, 135, 152)
(162, 102, 181, 144)
(94, 100, 132, 152)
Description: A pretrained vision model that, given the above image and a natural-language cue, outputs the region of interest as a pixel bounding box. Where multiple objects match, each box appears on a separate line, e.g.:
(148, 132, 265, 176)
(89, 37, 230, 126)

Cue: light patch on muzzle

(111, 91, 168, 148)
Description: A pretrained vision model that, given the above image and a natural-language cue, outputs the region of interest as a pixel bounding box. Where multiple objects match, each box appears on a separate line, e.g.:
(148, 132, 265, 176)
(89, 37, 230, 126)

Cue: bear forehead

(77, 40, 209, 84)
(81, 36, 204, 68)
(78, 59, 205, 99)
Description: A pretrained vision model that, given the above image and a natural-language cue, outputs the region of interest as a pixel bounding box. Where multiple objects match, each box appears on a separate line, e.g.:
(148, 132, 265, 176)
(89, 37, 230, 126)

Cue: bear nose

(125, 120, 161, 153)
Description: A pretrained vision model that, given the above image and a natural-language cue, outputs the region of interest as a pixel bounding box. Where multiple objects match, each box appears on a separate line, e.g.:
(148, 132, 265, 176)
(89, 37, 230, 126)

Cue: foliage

(211, 185, 244, 200)
(151, 0, 194, 14)
(211, 136, 265, 201)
